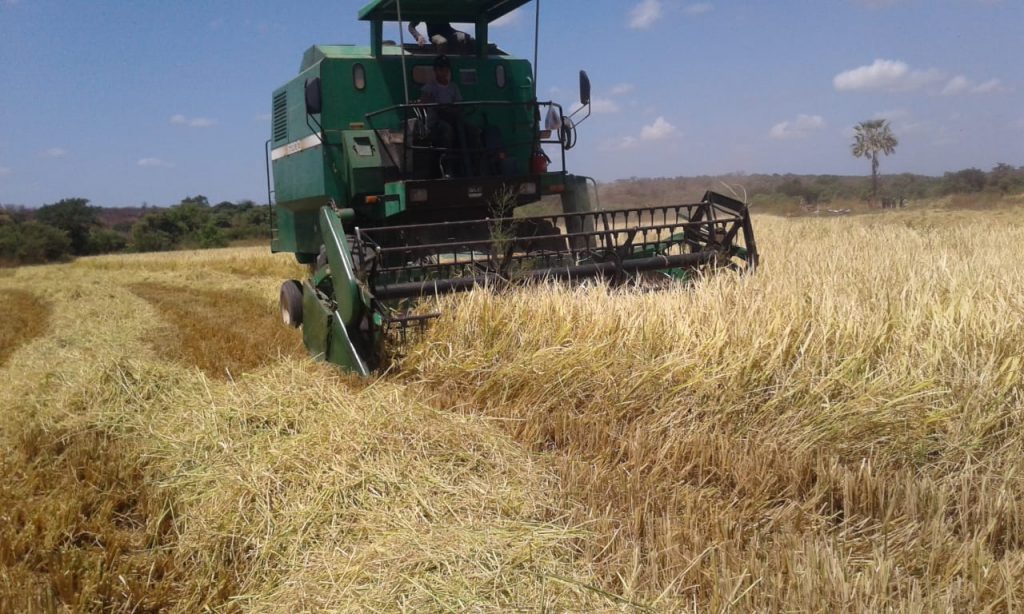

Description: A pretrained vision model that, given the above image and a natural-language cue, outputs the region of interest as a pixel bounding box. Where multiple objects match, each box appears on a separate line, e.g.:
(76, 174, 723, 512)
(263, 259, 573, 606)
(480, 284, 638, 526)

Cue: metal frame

(354, 191, 757, 302)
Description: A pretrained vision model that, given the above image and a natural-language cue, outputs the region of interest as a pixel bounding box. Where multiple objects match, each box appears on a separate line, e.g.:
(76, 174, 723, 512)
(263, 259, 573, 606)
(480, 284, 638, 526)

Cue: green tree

(131, 212, 180, 252)
(130, 197, 228, 252)
(989, 163, 1023, 195)
(86, 228, 128, 254)
(851, 119, 899, 203)
(35, 197, 100, 255)
(777, 177, 824, 206)
(181, 195, 210, 207)
(941, 168, 987, 195)
(0, 221, 72, 264)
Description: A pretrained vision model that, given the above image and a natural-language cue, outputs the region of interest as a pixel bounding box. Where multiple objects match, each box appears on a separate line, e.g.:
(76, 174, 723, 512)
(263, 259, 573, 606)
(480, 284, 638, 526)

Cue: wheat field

(1, 203, 1022, 612)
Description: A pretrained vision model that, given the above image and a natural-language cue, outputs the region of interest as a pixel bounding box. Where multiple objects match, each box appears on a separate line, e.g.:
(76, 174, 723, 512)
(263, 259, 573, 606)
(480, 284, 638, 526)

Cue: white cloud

(833, 59, 943, 92)
(1013, 118, 1024, 131)
(942, 75, 1005, 96)
(209, 18, 225, 30)
(138, 158, 174, 168)
(42, 147, 68, 158)
(610, 83, 634, 96)
(170, 114, 217, 128)
(254, 113, 272, 122)
(0, 166, 11, 177)
(629, 0, 662, 29)
(941, 75, 971, 96)
(769, 114, 825, 139)
(491, 8, 522, 27)
(641, 116, 678, 141)
(600, 116, 678, 151)
(972, 78, 1004, 94)
(591, 98, 621, 114)
(684, 3, 714, 15)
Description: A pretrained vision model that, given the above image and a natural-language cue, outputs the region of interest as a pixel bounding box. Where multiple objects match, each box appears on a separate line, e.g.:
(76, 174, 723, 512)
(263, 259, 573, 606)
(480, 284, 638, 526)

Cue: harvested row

(0, 289, 50, 367)
(129, 282, 304, 379)
(0, 423, 225, 612)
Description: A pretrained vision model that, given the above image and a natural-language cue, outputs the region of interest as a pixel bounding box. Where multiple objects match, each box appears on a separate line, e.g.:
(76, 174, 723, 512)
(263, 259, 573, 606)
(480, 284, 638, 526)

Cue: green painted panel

(301, 282, 330, 360)
(272, 200, 323, 256)
(384, 181, 407, 217)
(301, 281, 369, 376)
(319, 207, 364, 326)
(327, 316, 371, 377)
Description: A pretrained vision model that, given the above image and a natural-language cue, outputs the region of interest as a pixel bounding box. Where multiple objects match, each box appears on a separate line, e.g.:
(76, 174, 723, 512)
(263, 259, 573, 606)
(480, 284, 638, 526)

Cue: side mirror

(579, 70, 591, 106)
(305, 77, 322, 115)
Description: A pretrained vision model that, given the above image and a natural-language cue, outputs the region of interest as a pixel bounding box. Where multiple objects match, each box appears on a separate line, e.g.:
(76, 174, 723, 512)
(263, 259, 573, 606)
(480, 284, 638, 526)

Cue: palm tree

(851, 119, 898, 203)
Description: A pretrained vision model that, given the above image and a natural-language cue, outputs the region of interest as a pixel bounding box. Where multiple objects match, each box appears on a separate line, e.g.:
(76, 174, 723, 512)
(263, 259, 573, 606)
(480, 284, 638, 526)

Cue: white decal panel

(271, 134, 323, 161)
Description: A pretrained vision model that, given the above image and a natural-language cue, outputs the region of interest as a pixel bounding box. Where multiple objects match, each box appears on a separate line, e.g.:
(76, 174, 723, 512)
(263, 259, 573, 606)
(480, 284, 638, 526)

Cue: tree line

(4, 161, 1023, 267)
(0, 196, 270, 266)
(600, 162, 1024, 212)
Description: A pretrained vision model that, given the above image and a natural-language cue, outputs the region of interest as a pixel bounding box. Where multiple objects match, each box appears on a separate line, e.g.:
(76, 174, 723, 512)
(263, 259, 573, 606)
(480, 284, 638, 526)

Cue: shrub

(35, 198, 100, 255)
(86, 228, 128, 254)
(0, 221, 72, 265)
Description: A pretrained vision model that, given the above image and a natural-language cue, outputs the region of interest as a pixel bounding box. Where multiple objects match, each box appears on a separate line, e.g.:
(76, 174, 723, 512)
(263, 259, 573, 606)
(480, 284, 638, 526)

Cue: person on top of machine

(418, 54, 481, 177)
(408, 21, 474, 51)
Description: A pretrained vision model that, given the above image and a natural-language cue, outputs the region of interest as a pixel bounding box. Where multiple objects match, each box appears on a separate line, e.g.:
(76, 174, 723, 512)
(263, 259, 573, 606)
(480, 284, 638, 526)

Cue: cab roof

(358, 0, 532, 23)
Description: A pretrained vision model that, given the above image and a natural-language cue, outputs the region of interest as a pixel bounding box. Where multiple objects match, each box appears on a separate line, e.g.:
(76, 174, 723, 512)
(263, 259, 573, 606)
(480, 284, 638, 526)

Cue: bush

(989, 163, 1024, 195)
(86, 228, 128, 254)
(35, 198, 100, 255)
(131, 197, 228, 252)
(941, 168, 987, 195)
(186, 222, 228, 249)
(131, 214, 179, 252)
(0, 221, 72, 265)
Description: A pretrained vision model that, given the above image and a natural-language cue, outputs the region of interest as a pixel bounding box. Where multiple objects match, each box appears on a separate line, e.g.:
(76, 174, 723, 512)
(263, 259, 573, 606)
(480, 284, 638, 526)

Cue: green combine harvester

(267, 0, 758, 375)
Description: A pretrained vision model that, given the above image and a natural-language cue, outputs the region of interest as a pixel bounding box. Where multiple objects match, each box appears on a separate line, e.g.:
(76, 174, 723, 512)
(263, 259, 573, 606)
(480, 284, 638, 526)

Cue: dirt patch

(0, 425, 238, 612)
(0, 289, 50, 367)
(130, 283, 303, 379)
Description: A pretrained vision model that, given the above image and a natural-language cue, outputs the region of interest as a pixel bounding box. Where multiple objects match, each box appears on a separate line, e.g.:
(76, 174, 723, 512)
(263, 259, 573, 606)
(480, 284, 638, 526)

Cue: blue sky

(1, 0, 1021, 207)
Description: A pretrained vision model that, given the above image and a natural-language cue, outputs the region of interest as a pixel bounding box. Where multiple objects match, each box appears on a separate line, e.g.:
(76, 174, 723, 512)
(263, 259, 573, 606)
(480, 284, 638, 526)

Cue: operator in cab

(419, 55, 481, 177)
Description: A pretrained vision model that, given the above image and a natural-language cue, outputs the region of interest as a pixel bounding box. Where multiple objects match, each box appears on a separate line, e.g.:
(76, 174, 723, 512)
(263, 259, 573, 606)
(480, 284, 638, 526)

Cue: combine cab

(268, 0, 758, 375)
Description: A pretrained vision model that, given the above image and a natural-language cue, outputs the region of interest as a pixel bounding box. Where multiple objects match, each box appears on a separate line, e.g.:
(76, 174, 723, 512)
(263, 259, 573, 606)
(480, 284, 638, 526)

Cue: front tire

(280, 280, 303, 328)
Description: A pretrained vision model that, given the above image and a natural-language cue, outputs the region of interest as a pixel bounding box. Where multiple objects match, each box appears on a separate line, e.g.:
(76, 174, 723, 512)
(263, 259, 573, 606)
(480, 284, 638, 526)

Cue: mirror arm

(567, 103, 591, 126)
